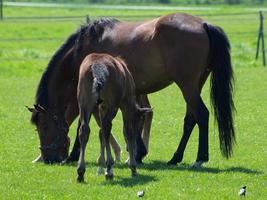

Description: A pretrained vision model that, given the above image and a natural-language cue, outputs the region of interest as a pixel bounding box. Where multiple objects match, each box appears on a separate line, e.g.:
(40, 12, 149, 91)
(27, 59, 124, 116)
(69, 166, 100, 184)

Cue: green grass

(0, 4, 267, 199)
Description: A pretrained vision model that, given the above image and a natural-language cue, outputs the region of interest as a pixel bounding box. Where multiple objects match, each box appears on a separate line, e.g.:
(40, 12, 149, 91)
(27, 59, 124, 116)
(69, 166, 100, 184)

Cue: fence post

(86, 15, 90, 24)
(0, 0, 3, 21)
(256, 11, 266, 66)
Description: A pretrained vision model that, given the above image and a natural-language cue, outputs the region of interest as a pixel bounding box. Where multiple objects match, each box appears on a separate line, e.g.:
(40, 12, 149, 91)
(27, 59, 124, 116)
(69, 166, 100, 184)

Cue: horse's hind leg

(135, 95, 153, 164)
(182, 88, 209, 168)
(168, 106, 196, 165)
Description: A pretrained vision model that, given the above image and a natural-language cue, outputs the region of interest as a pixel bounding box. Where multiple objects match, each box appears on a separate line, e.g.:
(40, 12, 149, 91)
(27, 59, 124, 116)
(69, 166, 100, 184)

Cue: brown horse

(29, 13, 235, 167)
(76, 53, 150, 182)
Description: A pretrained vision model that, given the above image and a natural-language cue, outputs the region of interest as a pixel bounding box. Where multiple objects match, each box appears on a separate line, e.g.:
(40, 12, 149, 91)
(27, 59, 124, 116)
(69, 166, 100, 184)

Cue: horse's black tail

(91, 63, 109, 99)
(203, 23, 235, 158)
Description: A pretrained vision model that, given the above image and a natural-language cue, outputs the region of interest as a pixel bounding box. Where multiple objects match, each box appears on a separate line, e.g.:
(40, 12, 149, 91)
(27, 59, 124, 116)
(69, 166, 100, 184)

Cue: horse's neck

(47, 52, 79, 115)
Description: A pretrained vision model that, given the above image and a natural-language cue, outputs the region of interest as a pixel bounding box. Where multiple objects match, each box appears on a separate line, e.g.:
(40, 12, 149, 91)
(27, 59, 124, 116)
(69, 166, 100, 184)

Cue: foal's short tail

(203, 23, 235, 158)
(91, 63, 109, 95)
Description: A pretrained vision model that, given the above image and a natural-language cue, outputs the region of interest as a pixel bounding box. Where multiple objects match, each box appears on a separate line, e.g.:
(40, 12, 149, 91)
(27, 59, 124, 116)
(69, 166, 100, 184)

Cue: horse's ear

(89, 26, 97, 39)
(26, 106, 35, 113)
(34, 104, 46, 113)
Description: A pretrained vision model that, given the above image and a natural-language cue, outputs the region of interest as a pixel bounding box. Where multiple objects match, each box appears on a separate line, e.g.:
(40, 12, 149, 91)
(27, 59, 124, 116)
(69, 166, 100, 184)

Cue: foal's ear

(26, 106, 35, 113)
(34, 104, 46, 113)
(138, 107, 153, 115)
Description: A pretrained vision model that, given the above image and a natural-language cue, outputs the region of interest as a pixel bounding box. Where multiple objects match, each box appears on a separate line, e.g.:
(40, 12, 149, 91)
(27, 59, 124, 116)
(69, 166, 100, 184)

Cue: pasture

(0, 4, 267, 199)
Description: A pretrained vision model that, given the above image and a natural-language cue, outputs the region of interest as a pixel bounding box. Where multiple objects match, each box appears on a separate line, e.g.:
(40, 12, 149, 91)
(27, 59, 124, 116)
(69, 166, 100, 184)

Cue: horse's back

(154, 13, 210, 87)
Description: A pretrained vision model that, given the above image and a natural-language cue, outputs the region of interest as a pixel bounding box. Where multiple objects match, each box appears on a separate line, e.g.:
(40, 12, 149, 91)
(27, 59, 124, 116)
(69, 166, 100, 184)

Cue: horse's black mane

(34, 17, 119, 112)
(74, 17, 119, 56)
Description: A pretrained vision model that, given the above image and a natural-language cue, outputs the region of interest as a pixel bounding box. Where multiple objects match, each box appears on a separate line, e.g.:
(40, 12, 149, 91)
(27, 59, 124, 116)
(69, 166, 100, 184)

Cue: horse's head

(27, 105, 70, 163)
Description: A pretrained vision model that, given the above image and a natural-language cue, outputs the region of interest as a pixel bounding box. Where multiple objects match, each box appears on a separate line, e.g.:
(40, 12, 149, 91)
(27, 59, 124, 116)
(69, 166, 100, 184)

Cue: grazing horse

(29, 13, 235, 167)
(76, 53, 150, 182)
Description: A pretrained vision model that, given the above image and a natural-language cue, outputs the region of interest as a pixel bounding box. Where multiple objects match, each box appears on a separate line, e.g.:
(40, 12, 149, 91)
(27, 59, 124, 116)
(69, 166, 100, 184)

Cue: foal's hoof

(105, 173, 114, 181)
(77, 176, 84, 183)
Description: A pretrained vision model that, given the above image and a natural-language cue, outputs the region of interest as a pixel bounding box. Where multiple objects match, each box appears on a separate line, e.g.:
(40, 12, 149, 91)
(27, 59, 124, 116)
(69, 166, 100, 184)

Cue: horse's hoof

(131, 171, 138, 177)
(167, 159, 177, 165)
(77, 176, 84, 183)
(137, 160, 143, 165)
(135, 157, 144, 165)
(62, 156, 77, 164)
(97, 166, 105, 175)
(105, 173, 114, 181)
(190, 161, 204, 169)
(167, 154, 183, 165)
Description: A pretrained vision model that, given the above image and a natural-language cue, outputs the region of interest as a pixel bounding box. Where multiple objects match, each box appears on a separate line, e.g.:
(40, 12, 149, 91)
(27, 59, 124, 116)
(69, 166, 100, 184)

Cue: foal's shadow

(102, 174, 157, 187)
(138, 160, 263, 175)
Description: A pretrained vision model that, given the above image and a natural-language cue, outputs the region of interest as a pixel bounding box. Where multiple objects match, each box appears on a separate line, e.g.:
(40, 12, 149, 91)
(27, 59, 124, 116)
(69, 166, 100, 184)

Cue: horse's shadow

(61, 159, 262, 187)
(62, 160, 263, 175)
(137, 160, 263, 175)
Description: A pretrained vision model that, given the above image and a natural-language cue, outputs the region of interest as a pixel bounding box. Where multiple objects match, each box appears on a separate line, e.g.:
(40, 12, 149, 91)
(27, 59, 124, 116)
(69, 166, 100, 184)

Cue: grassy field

(0, 4, 267, 199)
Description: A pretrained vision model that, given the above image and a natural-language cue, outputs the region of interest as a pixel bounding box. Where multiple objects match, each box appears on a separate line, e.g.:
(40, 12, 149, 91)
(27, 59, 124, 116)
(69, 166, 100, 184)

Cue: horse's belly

(133, 62, 173, 94)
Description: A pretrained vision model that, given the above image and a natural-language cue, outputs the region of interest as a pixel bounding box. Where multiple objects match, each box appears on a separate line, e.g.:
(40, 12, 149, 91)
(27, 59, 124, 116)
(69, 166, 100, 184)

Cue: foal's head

(27, 105, 70, 163)
(133, 105, 152, 134)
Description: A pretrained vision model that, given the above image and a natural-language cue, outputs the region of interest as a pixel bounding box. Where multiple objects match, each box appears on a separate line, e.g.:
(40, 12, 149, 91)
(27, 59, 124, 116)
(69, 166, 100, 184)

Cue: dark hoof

(135, 154, 146, 165)
(136, 159, 144, 165)
(62, 156, 78, 165)
(77, 176, 84, 183)
(105, 173, 114, 181)
(167, 153, 183, 165)
(131, 171, 138, 177)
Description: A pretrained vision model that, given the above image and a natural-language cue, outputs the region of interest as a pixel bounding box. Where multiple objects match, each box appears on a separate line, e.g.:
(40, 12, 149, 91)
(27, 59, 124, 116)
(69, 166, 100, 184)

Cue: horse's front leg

(63, 97, 80, 163)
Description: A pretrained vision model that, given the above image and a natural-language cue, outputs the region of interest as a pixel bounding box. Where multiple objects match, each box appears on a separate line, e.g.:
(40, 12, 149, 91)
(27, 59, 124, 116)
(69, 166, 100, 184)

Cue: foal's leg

(100, 108, 118, 180)
(97, 129, 106, 175)
(123, 119, 138, 177)
(93, 111, 121, 162)
(77, 110, 92, 183)
(168, 105, 196, 165)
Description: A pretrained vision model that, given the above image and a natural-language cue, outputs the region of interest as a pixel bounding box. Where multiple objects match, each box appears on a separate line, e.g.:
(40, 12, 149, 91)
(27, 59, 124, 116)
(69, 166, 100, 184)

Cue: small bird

(137, 190, 145, 198)
(238, 186, 246, 196)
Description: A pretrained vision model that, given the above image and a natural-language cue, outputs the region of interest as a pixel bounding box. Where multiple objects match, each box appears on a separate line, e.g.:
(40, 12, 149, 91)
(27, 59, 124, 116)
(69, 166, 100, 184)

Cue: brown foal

(76, 53, 150, 182)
